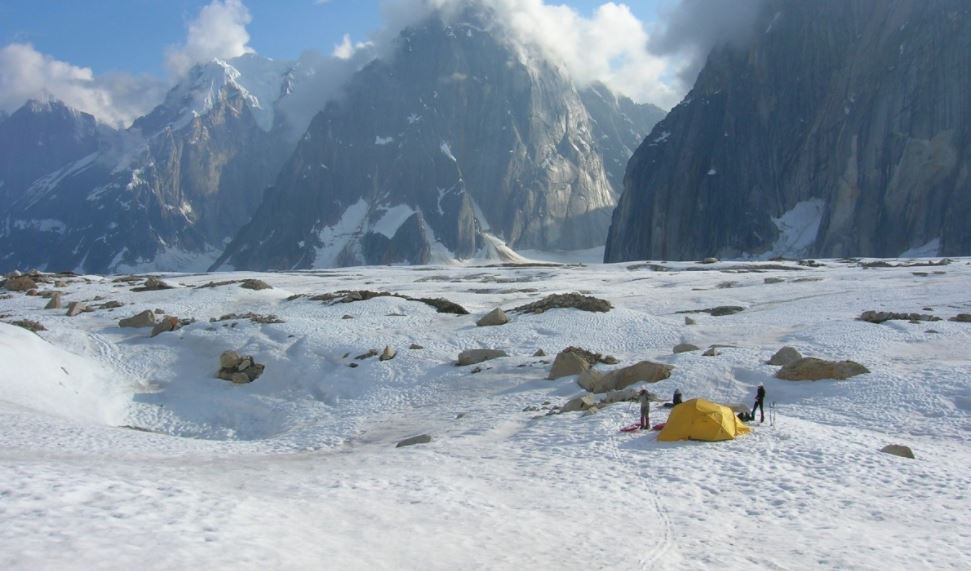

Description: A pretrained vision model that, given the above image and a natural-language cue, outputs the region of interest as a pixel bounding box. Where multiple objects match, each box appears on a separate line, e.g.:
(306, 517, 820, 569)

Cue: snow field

(1, 258, 970, 569)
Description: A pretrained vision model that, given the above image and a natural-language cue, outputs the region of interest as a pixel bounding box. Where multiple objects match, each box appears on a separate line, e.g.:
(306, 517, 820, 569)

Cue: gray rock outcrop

(776, 358, 869, 381)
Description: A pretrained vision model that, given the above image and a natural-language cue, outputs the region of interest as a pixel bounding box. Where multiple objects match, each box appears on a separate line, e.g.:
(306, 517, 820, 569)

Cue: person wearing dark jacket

(639, 389, 651, 430)
(753, 384, 766, 423)
(672, 388, 683, 405)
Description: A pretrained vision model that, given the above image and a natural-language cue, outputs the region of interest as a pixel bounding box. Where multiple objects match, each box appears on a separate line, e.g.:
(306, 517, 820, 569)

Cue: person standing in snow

(639, 389, 651, 430)
(752, 384, 766, 423)
(672, 388, 683, 405)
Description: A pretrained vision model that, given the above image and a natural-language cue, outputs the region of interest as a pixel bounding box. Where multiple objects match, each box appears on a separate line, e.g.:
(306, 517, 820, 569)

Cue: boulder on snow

(476, 307, 509, 327)
(684, 316, 697, 326)
(880, 444, 915, 459)
(776, 358, 869, 381)
(701, 257, 719, 264)
(65, 302, 87, 317)
(4, 276, 36, 292)
(547, 350, 591, 380)
(44, 294, 63, 310)
(533, 349, 546, 357)
(119, 310, 157, 328)
(578, 361, 673, 393)
(396, 434, 432, 448)
(220, 351, 242, 370)
(379, 346, 397, 361)
(512, 293, 612, 314)
(709, 306, 745, 317)
(561, 395, 597, 413)
(599, 388, 641, 406)
(702, 346, 719, 357)
(217, 351, 264, 384)
(860, 310, 940, 324)
(768, 346, 802, 366)
(764, 277, 786, 284)
(240, 279, 273, 291)
(150, 316, 182, 337)
(457, 349, 507, 366)
(7, 319, 46, 333)
(951, 314, 971, 323)
(132, 277, 175, 292)
(673, 343, 700, 354)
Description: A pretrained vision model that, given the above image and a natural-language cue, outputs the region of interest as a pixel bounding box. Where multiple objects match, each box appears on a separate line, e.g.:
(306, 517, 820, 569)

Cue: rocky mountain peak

(133, 55, 290, 136)
(214, 6, 658, 271)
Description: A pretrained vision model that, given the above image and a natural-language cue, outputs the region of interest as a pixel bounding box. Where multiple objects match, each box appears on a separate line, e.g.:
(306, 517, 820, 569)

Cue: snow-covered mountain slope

(1, 258, 969, 568)
(0, 56, 296, 274)
(215, 6, 661, 271)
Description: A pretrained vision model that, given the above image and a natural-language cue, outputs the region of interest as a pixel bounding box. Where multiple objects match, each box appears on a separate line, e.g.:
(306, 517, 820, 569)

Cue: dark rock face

(0, 100, 109, 210)
(606, 0, 971, 262)
(217, 7, 659, 270)
(578, 83, 665, 193)
(0, 58, 293, 274)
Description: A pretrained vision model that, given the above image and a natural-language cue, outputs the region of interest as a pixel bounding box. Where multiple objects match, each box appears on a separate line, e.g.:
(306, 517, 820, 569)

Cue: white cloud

(373, 0, 685, 108)
(332, 34, 373, 60)
(497, 1, 681, 107)
(0, 43, 164, 127)
(165, 0, 254, 77)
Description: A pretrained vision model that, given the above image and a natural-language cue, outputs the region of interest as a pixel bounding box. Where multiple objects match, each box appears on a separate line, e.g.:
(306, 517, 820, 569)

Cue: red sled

(652, 423, 666, 431)
(619, 423, 642, 433)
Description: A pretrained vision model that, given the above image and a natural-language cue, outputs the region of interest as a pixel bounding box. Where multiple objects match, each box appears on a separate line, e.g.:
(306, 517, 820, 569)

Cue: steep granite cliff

(606, 0, 971, 261)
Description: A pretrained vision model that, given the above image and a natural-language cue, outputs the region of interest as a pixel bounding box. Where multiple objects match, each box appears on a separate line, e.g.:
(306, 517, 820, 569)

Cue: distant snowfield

(1, 259, 970, 569)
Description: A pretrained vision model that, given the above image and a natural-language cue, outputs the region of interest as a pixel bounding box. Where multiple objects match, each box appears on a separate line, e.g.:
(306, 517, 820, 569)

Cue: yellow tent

(657, 398, 751, 442)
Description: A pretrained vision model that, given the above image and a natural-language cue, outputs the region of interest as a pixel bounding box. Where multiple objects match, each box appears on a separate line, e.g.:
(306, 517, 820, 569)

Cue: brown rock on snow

(776, 358, 869, 381)
(547, 351, 590, 380)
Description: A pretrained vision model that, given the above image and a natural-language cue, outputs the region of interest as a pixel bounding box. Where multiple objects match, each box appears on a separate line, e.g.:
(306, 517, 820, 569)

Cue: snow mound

(0, 323, 131, 425)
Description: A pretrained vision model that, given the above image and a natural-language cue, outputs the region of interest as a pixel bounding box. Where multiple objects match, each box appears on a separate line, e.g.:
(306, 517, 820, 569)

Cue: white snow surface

(901, 238, 941, 258)
(371, 204, 416, 238)
(112, 245, 225, 275)
(764, 198, 826, 259)
(2, 259, 970, 569)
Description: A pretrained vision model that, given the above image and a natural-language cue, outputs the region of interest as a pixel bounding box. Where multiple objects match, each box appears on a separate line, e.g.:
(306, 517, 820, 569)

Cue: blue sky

(0, 0, 667, 76)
